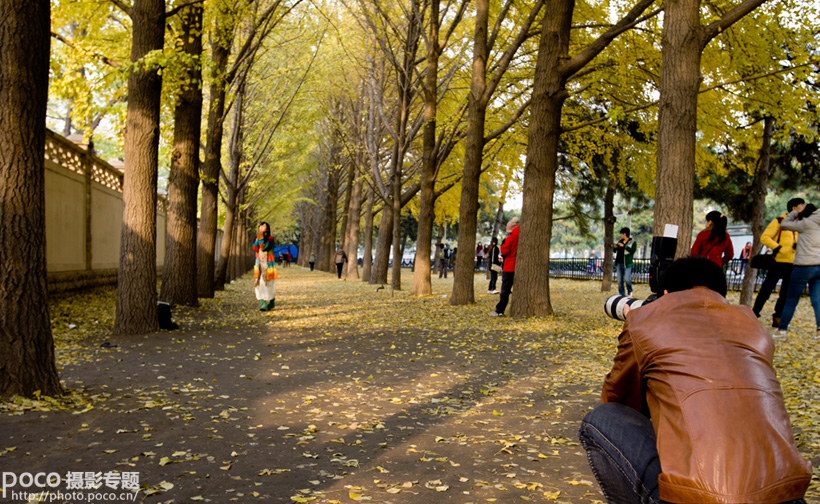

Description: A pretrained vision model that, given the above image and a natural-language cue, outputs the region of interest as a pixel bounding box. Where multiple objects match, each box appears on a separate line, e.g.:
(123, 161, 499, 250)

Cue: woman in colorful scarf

(253, 222, 277, 311)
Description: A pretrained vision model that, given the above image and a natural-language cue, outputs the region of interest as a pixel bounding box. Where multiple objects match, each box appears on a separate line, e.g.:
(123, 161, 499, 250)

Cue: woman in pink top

(691, 210, 734, 267)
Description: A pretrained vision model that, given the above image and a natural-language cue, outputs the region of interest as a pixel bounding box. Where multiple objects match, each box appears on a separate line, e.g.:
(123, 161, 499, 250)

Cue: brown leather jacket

(602, 287, 812, 503)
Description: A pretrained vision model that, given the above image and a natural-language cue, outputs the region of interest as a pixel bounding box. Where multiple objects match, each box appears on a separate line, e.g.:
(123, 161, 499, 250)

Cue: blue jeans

(579, 403, 808, 504)
(579, 403, 664, 504)
(616, 263, 633, 296)
(778, 265, 820, 331)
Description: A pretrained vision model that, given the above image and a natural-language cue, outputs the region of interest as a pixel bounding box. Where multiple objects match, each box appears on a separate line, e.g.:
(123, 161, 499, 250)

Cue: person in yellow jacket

(752, 198, 805, 327)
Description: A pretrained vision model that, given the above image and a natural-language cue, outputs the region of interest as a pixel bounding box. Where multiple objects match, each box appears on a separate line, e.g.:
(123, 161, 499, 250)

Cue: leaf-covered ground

(2, 267, 818, 503)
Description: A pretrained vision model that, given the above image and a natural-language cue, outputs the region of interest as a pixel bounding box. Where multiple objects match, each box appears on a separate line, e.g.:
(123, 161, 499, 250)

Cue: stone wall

(43, 130, 220, 292)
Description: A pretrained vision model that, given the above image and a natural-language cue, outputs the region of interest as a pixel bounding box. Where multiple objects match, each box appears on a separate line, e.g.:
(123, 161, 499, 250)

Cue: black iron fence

(549, 258, 763, 292)
(390, 256, 785, 294)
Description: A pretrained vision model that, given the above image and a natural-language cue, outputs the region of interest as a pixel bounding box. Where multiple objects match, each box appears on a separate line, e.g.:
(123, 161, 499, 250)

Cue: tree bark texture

(310, 192, 324, 271)
(653, 0, 701, 258)
(114, 0, 165, 335)
(338, 163, 354, 253)
(370, 204, 393, 285)
(412, 0, 440, 296)
(161, 3, 202, 307)
(391, 153, 403, 290)
(740, 116, 773, 306)
(297, 203, 311, 268)
(319, 166, 339, 273)
(514, 0, 654, 317)
(601, 173, 617, 292)
(510, 0, 574, 318)
(362, 188, 375, 282)
(0, 0, 63, 397)
(197, 10, 233, 298)
(215, 78, 246, 290)
(450, 0, 489, 305)
(345, 175, 363, 280)
(433, 223, 444, 274)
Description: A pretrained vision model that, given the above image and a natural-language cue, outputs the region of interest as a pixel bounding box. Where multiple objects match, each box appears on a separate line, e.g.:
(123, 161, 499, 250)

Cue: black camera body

(649, 235, 677, 295)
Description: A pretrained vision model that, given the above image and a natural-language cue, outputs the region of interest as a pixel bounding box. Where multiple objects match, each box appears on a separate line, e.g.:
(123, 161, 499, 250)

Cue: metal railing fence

(548, 258, 764, 292)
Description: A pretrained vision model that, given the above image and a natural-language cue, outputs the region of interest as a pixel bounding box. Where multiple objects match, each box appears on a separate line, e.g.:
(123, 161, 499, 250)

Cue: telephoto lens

(604, 295, 644, 321)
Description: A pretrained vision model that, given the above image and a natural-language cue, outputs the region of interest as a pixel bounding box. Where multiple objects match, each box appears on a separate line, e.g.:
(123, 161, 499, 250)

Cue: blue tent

(272, 245, 298, 260)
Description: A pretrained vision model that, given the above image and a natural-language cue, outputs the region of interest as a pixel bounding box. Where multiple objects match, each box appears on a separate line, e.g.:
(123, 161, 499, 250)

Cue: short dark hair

(660, 256, 727, 297)
(788, 197, 805, 212)
(619, 227, 630, 237)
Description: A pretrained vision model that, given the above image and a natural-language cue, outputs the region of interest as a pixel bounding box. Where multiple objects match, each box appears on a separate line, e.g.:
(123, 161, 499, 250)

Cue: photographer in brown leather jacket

(579, 257, 812, 504)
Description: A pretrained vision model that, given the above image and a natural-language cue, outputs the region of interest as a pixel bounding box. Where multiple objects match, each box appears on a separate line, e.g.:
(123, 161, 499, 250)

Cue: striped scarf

(253, 235, 277, 281)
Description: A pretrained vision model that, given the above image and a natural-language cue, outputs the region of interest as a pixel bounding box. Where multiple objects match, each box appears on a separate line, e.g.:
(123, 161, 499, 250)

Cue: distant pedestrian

(487, 237, 501, 294)
(476, 243, 484, 271)
(691, 210, 733, 268)
(491, 217, 520, 317)
(438, 244, 449, 279)
(613, 227, 637, 297)
(285, 251, 291, 267)
(309, 253, 316, 271)
(253, 222, 277, 311)
(334, 248, 348, 279)
(738, 241, 752, 274)
(775, 203, 820, 339)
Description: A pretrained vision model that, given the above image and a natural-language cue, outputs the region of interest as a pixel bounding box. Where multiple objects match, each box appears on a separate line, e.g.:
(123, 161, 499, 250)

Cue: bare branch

(109, 0, 132, 15)
(562, 0, 660, 79)
(485, 97, 532, 142)
(701, 0, 767, 48)
(440, 0, 469, 49)
(487, 0, 514, 54)
(481, 0, 545, 107)
(165, 0, 204, 20)
(51, 31, 122, 68)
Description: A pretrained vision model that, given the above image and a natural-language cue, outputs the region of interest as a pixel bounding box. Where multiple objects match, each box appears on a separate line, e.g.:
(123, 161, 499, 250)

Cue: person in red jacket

(491, 217, 519, 317)
(691, 210, 734, 268)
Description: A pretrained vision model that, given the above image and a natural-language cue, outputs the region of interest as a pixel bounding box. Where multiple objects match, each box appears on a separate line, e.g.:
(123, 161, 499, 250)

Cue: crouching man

(579, 257, 812, 504)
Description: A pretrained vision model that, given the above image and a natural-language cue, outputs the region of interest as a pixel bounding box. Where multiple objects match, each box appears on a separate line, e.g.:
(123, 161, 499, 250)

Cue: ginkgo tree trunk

(412, 0, 468, 296)
(653, 0, 769, 259)
(197, 2, 234, 299)
(0, 0, 63, 397)
(511, 0, 658, 318)
(113, 0, 166, 335)
(161, 3, 203, 307)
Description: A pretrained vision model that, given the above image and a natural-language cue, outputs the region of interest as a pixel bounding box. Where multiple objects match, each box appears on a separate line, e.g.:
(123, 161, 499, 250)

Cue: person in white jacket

(775, 203, 820, 338)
